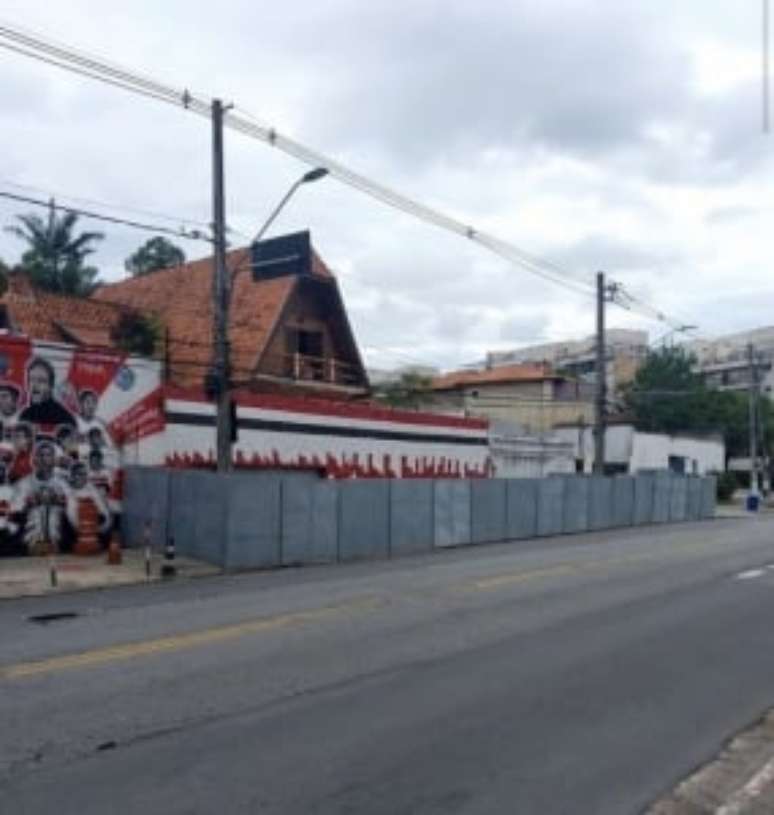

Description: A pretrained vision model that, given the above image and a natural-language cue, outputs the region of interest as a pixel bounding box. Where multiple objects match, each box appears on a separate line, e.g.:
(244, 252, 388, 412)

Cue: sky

(0, 0, 771, 372)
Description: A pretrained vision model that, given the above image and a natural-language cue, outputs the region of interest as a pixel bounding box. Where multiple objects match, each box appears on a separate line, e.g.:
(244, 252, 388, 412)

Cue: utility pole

(593, 272, 607, 474)
(748, 342, 759, 495)
(211, 99, 232, 471)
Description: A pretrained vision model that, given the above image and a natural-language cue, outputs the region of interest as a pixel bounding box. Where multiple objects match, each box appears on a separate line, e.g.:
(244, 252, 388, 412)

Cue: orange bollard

(106, 535, 122, 565)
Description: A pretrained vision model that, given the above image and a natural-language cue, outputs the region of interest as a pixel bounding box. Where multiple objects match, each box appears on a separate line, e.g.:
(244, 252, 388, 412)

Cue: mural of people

(9, 423, 34, 482)
(0, 340, 160, 558)
(13, 439, 72, 555)
(19, 357, 76, 430)
(0, 450, 21, 556)
(0, 382, 20, 428)
(67, 461, 111, 555)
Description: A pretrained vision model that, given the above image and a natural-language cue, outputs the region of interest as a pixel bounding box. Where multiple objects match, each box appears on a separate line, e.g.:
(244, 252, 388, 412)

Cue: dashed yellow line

(469, 564, 576, 590)
(0, 595, 381, 681)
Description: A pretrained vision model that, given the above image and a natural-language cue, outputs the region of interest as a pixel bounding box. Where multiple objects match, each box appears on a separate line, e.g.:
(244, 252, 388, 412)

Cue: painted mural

(0, 338, 163, 557)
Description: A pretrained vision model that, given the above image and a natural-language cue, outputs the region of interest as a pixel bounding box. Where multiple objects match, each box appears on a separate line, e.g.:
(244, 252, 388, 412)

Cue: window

(286, 328, 325, 380)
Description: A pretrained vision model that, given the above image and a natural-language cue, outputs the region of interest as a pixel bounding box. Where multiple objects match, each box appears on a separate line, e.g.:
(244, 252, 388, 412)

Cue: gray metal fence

(122, 469, 717, 570)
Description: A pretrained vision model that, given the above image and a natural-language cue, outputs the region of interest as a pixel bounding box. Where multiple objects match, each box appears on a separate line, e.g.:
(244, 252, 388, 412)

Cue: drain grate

(27, 612, 79, 624)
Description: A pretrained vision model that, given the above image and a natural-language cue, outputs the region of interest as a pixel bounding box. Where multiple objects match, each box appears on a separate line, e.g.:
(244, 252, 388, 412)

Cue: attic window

(0, 306, 8, 330)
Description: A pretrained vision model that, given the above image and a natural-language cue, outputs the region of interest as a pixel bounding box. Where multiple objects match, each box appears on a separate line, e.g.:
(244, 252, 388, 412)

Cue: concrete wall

(123, 471, 717, 570)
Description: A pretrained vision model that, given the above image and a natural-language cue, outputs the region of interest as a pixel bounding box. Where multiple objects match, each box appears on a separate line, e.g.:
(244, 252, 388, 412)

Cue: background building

(554, 422, 725, 476)
(428, 362, 594, 434)
(486, 328, 649, 396)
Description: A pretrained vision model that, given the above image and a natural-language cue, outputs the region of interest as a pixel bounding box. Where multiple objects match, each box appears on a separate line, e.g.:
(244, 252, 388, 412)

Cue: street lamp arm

(228, 167, 328, 289)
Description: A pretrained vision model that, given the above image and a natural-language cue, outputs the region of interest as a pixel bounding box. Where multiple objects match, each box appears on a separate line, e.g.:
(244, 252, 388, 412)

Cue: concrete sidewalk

(649, 711, 774, 814)
(0, 550, 220, 600)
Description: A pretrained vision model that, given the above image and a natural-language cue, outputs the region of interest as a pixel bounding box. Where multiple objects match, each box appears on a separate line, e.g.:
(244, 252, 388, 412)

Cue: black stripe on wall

(165, 411, 488, 447)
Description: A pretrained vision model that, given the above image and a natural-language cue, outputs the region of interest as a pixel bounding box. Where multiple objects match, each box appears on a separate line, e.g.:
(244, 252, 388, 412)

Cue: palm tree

(5, 199, 104, 295)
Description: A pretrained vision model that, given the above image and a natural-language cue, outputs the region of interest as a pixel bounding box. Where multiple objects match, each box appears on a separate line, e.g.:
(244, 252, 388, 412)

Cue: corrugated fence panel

(224, 474, 281, 570)
(281, 480, 338, 565)
(669, 476, 688, 522)
(505, 479, 538, 540)
(167, 470, 198, 558)
(471, 479, 507, 544)
(686, 477, 703, 521)
(390, 480, 434, 556)
(634, 474, 655, 525)
(589, 477, 614, 531)
(338, 480, 390, 561)
(700, 476, 717, 519)
(562, 476, 590, 534)
(613, 476, 635, 527)
(434, 480, 472, 548)
(537, 477, 564, 537)
(191, 472, 228, 565)
(652, 472, 671, 523)
(121, 467, 169, 548)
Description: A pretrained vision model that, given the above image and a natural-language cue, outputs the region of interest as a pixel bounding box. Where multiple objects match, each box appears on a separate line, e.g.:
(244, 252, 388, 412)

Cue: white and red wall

(0, 337, 491, 483)
(164, 389, 492, 478)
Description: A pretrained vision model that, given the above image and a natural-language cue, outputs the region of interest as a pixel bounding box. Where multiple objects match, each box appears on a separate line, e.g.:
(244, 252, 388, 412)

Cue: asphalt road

(2, 516, 774, 814)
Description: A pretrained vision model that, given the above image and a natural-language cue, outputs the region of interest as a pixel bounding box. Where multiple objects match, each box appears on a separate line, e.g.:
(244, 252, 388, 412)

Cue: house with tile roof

(427, 362, 595, 434)
(90, 231, 370, 399)
(0, 271, 133, 348)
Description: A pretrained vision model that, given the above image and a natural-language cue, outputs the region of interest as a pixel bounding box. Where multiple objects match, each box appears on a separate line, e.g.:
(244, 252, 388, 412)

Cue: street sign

(251, 230, 311, 281)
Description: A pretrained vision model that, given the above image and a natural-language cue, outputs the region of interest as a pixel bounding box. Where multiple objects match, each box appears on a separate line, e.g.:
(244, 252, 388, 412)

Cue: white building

(488, 421, 575, 478)
(554, 423, 725, 476)
(687, 326, 774, 398)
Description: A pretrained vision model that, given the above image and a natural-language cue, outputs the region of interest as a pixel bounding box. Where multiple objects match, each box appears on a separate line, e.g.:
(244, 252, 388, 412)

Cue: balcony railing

(261, 352, 365, 388)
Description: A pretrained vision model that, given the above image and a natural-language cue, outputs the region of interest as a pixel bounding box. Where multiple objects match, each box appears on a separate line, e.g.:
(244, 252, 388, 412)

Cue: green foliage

(125, 237, 186, 277)
(373, 372, 433, 409)
(4, 201, 103, 296)
(110, 311, 160, 357)
(625, 346, 774, 460)
(715, 471, 738, 502)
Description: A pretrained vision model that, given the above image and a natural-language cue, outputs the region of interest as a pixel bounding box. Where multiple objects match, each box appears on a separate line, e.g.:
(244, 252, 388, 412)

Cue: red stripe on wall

(164, 386, 489, 431)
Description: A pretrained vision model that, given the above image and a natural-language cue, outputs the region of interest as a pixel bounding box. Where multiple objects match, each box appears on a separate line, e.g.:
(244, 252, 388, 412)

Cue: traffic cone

(107, 534, 122, 565)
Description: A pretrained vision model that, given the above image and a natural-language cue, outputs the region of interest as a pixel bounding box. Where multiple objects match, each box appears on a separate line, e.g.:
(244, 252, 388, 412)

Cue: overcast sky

(0, 1, 770, 371)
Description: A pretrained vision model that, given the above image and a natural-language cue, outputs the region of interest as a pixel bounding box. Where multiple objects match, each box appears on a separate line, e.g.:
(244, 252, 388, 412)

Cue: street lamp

(228, 166, 329, 289)
(249, 166, 329, 246)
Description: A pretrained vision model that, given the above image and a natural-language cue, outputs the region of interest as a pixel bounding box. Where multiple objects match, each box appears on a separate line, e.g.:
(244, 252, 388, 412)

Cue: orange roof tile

(431, 362, 560, 391)
(1, 272, 130, 346)
(92, 246, 333, 387)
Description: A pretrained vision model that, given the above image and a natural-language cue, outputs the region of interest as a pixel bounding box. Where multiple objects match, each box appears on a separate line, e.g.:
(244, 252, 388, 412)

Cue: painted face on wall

(34, 442, 56, 480)
(0, 388, 18, 417)
(12, 425, 32, 453)
(79, 391, 98, 421)
(28, 363, 53, 404)
(69, 464, 88, 490)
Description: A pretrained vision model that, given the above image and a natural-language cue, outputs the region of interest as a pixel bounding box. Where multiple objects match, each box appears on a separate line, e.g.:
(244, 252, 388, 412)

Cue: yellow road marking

(0, 596, 381, 681)
(464, 538, 736, 593)
(470, 564, 576, 590)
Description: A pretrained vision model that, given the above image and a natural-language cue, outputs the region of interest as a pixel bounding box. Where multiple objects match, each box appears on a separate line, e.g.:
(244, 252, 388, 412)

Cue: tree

(624, 346, 706, 435)
(4, 200, 103, 296)
(125, 237, 185, 277)
(624, 346, 772, 460)
(110, 311, 160, 357)
(373, 371, 433, 409)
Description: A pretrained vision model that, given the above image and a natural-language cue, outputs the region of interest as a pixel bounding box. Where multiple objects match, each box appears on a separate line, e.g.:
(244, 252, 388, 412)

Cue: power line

(0, 190, 212, 243)
(0, 178, 213, 232)
(0, 21, 596, 299)
(0, 20, 707, 335)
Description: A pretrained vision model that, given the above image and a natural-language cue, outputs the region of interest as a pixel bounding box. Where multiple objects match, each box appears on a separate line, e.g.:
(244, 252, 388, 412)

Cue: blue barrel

(746, 494, 760, 512)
